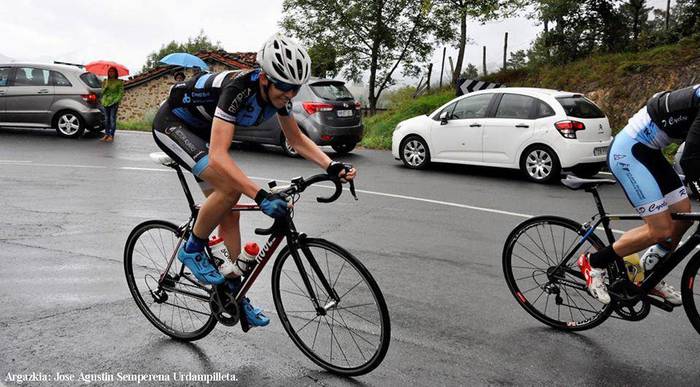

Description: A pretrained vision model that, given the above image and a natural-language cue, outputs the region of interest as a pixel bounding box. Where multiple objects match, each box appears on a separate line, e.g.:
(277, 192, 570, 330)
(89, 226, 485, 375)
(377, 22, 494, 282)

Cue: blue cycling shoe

(224, 278, 270, 327)
(241, 297, 270, 327)
(177, 245, 225, 285)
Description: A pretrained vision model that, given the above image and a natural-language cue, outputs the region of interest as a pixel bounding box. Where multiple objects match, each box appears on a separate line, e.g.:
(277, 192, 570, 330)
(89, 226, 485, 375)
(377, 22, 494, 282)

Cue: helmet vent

(287, 63, 296, 77)
(285, 48, 293, 60)
(273, 40, 280, 49)
(296, 59, 303, 77)
(272, 62, 286, 78)
(275, 53, 283, 63)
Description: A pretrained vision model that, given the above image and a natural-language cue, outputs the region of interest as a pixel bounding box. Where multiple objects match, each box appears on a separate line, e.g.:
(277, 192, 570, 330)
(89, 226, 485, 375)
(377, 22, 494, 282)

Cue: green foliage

(281, 0, 437, 111)
(361, 88, 454, 149)
(117, 108, 157, 131)
(141, 30, 223, 73)
(460, 63, 479, 79)
(307, 41, 339, 78)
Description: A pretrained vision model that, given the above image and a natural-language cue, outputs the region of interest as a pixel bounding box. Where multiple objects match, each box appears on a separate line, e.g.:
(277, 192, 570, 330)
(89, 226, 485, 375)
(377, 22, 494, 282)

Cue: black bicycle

(123, 153, 391, 376)
(502, 175, 700, 334)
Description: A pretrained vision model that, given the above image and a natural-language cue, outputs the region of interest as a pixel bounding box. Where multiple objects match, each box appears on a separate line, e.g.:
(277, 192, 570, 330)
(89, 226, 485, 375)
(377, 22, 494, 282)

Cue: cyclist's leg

(152, 103, 224, 284)
(201, 187, 242, 260)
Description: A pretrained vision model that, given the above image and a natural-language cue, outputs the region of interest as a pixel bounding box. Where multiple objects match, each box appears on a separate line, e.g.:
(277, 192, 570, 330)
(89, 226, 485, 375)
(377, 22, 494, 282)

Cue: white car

(391, 88, 613, 183)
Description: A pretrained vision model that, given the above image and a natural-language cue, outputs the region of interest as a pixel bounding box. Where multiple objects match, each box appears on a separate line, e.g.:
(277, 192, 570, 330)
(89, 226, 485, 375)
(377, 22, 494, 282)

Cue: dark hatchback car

(235, 78, 364, 156)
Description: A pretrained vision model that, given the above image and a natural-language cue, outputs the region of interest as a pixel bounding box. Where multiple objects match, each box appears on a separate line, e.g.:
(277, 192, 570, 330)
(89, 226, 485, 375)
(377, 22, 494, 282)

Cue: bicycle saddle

(149, 152, 177, 167)
(561, 175, 616, 190)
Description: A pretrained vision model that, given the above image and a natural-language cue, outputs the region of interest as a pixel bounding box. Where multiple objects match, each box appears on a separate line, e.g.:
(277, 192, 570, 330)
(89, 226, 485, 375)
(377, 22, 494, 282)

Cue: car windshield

(80, 72, 101, 88)
(310, 82, 354, 101)
(556, 96, 605, 118)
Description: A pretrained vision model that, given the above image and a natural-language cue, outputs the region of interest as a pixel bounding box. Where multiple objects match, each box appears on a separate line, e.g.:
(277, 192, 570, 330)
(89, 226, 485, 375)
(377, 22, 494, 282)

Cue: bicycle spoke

(338, 279, 364, 300)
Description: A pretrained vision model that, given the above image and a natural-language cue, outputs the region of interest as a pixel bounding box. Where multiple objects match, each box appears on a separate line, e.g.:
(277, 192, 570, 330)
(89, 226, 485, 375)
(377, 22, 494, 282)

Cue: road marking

(0, 159, 632, 235)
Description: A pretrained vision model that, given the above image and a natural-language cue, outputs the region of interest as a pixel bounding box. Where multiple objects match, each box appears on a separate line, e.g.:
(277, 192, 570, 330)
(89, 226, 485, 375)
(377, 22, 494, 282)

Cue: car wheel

(571, 164, 602, 178)
(520, 146, 561, 183)
(55, 112, 85, 138)
(400, 136, 430, 169)
(280, 135, 299, 157)
(332, 142, 356, 155)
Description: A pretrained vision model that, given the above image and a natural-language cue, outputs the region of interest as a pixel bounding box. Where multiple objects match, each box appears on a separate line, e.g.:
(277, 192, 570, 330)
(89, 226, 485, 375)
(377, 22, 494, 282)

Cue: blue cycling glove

(255, 189, 289, 218)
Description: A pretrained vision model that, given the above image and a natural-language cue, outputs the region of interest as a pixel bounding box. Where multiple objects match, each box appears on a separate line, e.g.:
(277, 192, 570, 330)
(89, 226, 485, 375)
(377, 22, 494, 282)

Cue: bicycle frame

(556, 185, 700, 304)
(159, 163, 341, 314)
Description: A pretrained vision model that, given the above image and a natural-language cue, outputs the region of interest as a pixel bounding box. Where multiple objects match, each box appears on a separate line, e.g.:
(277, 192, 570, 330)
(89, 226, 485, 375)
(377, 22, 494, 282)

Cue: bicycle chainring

(613, 299, 651, 321)
(210, 285, 240, 327)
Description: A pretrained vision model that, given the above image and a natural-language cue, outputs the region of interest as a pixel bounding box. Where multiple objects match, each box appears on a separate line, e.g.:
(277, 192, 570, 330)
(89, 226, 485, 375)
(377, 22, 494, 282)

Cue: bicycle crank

(210, 284, 240, 327)
(613, 299, 650, 321)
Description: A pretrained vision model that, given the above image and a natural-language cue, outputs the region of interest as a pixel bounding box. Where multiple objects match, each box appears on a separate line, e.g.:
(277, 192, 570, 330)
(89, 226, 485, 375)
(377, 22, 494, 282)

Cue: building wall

(118, 63, 238, 123)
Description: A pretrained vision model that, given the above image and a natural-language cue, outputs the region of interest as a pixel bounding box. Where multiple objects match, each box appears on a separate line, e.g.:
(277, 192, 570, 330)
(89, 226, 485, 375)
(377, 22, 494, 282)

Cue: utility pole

(665, 0, 671, 31)
(426, 63, 433, 91)
(439, 47, 446, 88)
(482, 46, 487, 76)
(503, 32, 509, 70)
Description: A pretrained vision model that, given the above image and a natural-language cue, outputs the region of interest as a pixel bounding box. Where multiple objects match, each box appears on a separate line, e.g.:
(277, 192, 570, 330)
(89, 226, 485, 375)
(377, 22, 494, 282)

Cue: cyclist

(151, 34, 356, 327)
(578, 85, 700, 305)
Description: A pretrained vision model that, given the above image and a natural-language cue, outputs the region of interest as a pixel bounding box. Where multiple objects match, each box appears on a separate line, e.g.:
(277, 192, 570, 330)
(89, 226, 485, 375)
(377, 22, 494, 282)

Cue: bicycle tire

(271, 238, 391, 376)
(124, 220, 217, 341)
(503, 216, 614, 331)
(681, 250, 700, 335)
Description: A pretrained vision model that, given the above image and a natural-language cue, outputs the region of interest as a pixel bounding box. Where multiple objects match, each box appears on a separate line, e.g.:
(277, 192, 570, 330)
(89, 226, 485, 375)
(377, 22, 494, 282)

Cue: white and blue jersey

(609, 85, 700, 216)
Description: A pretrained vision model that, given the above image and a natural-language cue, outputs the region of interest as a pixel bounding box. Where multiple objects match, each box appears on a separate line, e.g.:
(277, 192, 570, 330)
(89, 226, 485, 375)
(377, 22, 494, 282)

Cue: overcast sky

(1, 0, 674, 88)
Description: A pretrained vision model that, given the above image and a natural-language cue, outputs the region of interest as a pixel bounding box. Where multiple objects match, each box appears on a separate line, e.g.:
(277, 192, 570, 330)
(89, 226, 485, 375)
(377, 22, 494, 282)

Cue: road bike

(123, 152, 391, 376)
(502, 175, 700, 334)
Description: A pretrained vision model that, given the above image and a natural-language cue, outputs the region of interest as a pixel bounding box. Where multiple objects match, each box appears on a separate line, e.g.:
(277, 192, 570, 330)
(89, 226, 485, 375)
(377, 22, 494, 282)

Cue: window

(80, 72, 101, 88)
(0, 67, 11, 86)
(433, 102, 456, 121)
(51, 71, 72, 86)
(556, 96, 605, 118)
(495, 94, 536, 119)
(451, 94, 493, 119)
(535, 100, 555, 118)
(15, 67, 50, 86)
(310, 82, 354, 100)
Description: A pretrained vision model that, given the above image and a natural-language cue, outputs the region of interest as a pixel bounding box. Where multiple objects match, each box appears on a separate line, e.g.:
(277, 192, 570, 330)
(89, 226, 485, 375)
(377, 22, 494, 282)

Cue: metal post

(440, 47, 446, 88)
(666, 0, 671, 31)
(426, 63, 433, 90)
(482, 46, 487, 76)
(503, 32, 509, 70)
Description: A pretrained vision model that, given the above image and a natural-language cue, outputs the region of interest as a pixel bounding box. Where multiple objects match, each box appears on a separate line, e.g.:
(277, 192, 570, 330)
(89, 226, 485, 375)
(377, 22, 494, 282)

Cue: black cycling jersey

(646, 85, 700, 139)
(166, 69, 290, 137)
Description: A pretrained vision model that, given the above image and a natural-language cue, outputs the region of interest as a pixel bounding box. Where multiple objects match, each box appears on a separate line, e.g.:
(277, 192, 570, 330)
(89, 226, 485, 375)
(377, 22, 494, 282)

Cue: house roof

(124, 50, 257, 90)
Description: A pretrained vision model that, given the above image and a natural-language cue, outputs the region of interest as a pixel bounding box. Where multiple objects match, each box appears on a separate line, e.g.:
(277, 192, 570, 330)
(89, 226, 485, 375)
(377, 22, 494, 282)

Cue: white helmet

(257, 33, 311, 85)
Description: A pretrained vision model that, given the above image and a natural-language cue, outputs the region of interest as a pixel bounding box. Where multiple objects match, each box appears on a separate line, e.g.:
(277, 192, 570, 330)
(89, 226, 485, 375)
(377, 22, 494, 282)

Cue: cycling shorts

(608, 130, 687, 217)
(152, 100, 212, 191)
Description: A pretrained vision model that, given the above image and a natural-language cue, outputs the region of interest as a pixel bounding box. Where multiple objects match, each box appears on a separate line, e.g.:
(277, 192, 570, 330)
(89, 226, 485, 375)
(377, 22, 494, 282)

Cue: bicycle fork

(290, 234, 342, 315)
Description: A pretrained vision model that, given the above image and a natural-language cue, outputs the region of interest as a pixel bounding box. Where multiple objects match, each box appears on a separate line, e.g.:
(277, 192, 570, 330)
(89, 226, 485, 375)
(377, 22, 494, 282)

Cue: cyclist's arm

(278, 114, 333, 169)
(208, 117, 261, 200)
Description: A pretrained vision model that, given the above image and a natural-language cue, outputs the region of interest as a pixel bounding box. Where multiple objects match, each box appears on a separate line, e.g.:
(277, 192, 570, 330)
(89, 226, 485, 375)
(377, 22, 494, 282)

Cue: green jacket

(101, 78, 124, 107)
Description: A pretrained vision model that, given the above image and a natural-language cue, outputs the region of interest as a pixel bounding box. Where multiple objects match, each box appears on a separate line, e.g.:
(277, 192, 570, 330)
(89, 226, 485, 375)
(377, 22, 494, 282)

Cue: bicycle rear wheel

(271, 238, 391, 376)
(681, 251, 700, 335)
(502, 216, 614, 331)
(124, 220, 216, 341)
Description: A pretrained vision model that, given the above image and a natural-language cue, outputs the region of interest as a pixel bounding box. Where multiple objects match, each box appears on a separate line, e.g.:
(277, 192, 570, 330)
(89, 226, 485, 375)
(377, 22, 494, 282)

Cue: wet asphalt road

(0, 128, 698, 386)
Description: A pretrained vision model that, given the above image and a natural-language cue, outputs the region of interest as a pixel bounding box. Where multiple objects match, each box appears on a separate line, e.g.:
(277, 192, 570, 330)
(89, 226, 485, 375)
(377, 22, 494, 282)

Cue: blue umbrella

(159, 52, 209, 70)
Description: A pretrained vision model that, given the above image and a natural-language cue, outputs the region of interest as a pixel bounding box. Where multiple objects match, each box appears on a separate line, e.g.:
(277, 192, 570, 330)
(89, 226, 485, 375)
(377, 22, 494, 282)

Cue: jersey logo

(228, 89, 253, 114)
(182, 93, 191, 104)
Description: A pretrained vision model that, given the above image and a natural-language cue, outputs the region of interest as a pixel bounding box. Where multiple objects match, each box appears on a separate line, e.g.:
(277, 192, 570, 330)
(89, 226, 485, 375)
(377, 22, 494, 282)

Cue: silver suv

(237, 78, 364, 156)
(0, 63, 103, 138)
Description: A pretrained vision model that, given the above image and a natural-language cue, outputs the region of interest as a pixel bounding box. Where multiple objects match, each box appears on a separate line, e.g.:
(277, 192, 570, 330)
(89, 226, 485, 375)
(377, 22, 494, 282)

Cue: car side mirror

(440, 111, 449, 125)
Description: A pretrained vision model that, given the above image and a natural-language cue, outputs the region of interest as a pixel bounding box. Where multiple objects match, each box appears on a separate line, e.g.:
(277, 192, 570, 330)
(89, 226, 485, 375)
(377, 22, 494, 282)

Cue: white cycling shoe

(650, 280, 682, 305)
(578, 254, 611, 304)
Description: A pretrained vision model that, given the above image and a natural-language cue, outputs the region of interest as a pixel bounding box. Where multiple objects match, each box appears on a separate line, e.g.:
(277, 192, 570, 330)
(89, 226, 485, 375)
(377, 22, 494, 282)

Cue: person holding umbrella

(100, 66, 124, 142)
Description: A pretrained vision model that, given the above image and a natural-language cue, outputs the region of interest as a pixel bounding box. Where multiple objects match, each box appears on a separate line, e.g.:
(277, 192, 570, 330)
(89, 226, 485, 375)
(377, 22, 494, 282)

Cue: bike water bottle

(623, 253, 644, 285)
(236, 242, 260, 276)
(209, 235, 236, 277)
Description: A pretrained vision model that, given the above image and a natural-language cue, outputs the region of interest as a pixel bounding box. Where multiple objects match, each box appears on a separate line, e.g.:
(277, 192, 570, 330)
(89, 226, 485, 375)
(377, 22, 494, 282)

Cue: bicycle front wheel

(124, 220, 216, 341)
(682, 250, 700, 335)
(271, 238, 391, 376)
(502, 216, 614, 331)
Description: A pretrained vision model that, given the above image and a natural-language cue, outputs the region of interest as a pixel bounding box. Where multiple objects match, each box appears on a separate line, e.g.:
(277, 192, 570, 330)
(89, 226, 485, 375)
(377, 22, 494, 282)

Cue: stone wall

(118, 63, 238, 124)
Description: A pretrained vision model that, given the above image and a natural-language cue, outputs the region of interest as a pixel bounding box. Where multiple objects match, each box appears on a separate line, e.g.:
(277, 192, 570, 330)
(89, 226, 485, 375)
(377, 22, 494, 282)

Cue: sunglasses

(267, 76, 301, 93)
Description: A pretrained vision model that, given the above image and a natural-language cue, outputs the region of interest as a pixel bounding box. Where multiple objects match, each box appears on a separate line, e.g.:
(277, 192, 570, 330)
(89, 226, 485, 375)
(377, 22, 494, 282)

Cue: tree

(282, 0, 436, 114)
(307, 40, 339, 78)
(673, 0, 700, 39)
(141, 30, 223, 73)
(432, 0, 522, 83)
(460, 63, 479, 78)
(506, 50, 528, 69)
(620, 0, 652, 48)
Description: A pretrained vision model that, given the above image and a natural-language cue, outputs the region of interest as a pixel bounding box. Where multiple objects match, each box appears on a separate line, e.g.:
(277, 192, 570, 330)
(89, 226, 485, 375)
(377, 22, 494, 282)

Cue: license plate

(594, 146, 608, 156)
(337, 110, 353, 117)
